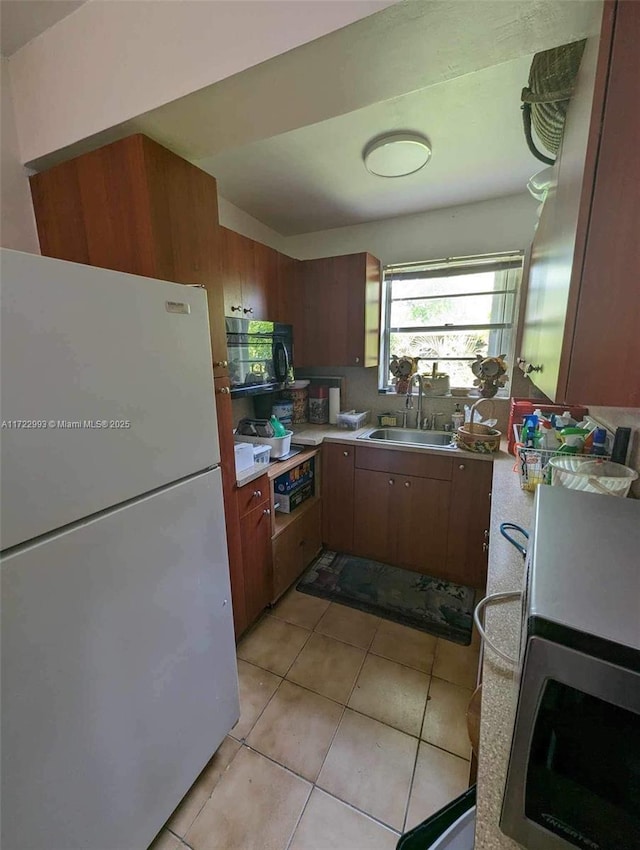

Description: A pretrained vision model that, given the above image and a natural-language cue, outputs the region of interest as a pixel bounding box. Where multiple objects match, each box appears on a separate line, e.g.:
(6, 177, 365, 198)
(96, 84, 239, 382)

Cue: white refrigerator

(0, 249, 240, 850)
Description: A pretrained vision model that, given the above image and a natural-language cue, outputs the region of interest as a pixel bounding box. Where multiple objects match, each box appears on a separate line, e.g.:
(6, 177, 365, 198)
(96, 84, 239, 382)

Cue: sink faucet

(405, 373, 423, 429)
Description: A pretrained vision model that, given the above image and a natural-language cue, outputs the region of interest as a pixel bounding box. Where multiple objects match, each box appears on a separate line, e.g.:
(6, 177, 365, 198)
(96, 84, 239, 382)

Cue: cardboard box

(275, 481, 314, 514)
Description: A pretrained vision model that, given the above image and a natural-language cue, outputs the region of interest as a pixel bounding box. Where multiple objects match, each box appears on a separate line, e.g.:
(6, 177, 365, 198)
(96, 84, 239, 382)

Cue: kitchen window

(379, 252, 524, 392)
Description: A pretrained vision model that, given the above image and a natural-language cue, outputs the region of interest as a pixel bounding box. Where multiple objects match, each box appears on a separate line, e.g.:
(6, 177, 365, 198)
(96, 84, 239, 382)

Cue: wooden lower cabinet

(353, 469, 450, 573)
(272, 500, 322, 603)
(322, 443, 355, 552)
(329, 443, 492, 588)
(395, 475, 451, 572)
(239, 498, 273, 626)
(353, 469, 395, 564)
(446, 460, 493, 587)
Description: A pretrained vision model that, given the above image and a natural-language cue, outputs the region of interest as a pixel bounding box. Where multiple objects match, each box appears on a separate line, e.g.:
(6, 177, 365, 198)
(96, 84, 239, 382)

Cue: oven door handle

(273, 340, 289, 384)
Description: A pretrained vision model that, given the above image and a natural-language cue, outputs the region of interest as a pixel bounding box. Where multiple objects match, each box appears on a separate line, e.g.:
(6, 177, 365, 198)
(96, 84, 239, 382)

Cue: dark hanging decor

(521, 39, 587, 165)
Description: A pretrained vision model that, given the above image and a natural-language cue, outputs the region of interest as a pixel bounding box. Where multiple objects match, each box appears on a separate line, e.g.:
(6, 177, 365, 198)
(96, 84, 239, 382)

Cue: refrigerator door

(1, 467, 239, 850)
(1, 249, 220, 550)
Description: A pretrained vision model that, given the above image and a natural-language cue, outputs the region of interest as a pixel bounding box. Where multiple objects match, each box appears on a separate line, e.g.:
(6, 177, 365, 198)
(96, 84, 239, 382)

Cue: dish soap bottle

(269, 415, 287, 437)
(452, 404, 464, 430)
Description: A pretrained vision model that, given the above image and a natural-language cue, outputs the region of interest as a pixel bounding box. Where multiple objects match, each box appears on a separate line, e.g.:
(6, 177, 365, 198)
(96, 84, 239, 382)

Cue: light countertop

(474, 447, 535, 849)
(235, 422, 496, 487)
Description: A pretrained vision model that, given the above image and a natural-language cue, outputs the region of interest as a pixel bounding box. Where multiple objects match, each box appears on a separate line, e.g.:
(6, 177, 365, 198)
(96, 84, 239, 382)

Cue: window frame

(379, 252, 524, 393)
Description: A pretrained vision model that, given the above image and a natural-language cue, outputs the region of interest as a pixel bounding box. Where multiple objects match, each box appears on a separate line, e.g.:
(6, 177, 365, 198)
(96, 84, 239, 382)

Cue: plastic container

(308, 385, 329, 424)
(252, 444, 271, 466)
(234, 442, 255, 475)
(397, 785, 476, 850)
(336, 410, 369, 430)
(234, 430, 293, 459)
(548, 457, 637, 497)
(272, 400, 293, 427)
(284, 387, 308, 424)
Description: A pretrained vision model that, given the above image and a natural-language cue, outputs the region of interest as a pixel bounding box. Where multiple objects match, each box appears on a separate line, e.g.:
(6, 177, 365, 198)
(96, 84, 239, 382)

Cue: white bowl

(289, 380, 310, 389)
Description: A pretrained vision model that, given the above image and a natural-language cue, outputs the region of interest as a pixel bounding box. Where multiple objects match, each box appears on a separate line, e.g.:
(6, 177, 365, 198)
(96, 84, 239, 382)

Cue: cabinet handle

(343, 450, 349, 457)
(404, 481, 411, 488)
(216, 386, 230, 395)
(458, 464, 465, 470)
(355, 356, 360, 364)
(243, 307, 254, 315)
(517, 357, 542, 374)
(214, 360, 228, 368)
(484, 529, 489, 539)
(253, 490, 262, 498)
(298, 539, 305, 547)
(263, 508, 271, 516)
(482, 541, 489, 553)
(388, 479, 395, 485)
(231, 305, 242, 312)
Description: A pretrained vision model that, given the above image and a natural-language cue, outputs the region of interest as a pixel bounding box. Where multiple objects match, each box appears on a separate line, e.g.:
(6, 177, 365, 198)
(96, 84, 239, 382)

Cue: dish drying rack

(514, 417, 612, 491)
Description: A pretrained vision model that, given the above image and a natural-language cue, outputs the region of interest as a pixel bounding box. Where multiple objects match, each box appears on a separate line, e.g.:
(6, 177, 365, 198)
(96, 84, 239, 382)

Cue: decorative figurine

(471, 355, 509, 398)
(389, 355, 419, 394)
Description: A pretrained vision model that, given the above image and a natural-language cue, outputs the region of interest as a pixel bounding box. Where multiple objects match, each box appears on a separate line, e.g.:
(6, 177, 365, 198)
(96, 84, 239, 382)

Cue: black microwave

(501, 486, 640, 850)
(225, 317, 293, 397)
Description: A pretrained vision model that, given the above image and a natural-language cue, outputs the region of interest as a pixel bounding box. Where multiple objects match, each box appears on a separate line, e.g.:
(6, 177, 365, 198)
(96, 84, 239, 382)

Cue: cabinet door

(250, 241, 278, 321)
(353, 469, 396, 564)
(295, 253, 381, 368)
(322, 444, 355, 552)
(215, 377, 247, 637)
(240, 502, 273, 626)
(446, 460, 493, 588)
(220, 227, 246, 318)
(395, 475, 451, 574)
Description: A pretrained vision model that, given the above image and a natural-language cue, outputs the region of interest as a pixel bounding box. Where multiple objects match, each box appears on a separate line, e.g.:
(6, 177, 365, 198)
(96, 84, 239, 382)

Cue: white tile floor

(150, 591, 479, 850)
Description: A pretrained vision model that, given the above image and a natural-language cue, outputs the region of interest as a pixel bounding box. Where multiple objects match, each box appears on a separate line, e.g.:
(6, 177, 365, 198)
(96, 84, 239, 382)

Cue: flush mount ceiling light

(363, 132, 432, 178)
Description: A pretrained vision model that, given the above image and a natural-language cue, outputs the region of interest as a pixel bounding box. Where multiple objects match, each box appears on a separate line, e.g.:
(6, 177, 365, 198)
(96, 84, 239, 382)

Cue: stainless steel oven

(225, 318, 293, 397)
(501, 486, 640, 850)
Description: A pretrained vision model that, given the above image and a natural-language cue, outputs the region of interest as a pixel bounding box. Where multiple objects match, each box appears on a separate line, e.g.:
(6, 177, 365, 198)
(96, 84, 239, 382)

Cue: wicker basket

(456, 399, 501, 454)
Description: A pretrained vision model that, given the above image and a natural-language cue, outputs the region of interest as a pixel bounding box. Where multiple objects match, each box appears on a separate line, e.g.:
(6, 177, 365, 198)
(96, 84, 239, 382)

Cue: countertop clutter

(235, 423, 496, 486)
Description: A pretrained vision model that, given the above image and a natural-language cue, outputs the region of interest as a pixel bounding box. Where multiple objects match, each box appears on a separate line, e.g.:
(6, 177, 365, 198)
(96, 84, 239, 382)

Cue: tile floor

(150, 591, 480, 850)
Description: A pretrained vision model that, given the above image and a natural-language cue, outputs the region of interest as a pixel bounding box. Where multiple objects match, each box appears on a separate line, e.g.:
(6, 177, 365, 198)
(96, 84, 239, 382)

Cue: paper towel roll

(329, 387, 340, 425)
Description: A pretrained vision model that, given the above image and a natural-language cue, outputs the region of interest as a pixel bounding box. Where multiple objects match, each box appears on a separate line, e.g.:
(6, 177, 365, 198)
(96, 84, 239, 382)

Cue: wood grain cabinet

(220, 226, 281, 321)
(322, 443, 356, 552)
(519, 1, 640, 406)
(238, 487, 273, 626)
(325, 444, 491, 588)
(293, 253, 381, 368)
(446, 460, 493, 588)
(353, 452, 451, 575)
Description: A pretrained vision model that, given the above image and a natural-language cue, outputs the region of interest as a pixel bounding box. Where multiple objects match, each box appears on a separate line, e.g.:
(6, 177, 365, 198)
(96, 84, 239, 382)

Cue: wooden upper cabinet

(29, 133, 229, 377)
(293, 252, 381, 368)
(519, 1, 640, 406)
(219, 226, 279, 321)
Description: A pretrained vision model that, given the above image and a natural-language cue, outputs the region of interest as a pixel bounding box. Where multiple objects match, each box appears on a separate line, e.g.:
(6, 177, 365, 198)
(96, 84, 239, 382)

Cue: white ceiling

(0, 0, 87, 56)
(197, 55, 537, 235)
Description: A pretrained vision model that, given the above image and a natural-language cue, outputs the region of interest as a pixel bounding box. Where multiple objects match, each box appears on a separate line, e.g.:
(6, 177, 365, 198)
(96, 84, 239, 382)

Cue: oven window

(526, 679, 640, 849)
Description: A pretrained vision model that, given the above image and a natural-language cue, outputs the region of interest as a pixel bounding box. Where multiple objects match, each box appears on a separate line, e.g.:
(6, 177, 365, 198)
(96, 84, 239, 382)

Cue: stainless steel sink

(358, 428, 455, 448)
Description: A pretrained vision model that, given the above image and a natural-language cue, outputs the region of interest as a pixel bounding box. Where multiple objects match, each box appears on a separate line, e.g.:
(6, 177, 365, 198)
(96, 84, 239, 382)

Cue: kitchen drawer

(354, 446, 453, 481)
(237, 474, 270, 517)
(272, 500, 322, 603)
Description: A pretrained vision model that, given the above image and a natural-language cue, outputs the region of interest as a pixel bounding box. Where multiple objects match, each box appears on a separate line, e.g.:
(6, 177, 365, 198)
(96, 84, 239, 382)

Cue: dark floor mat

(297, 550, 475, 645)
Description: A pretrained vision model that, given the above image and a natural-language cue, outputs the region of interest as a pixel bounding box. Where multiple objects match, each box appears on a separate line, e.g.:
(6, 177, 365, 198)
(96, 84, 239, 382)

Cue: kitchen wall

(1, 59, 39, 253)
(218, 197, 286, 253)
(281, 192, 538, 265)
